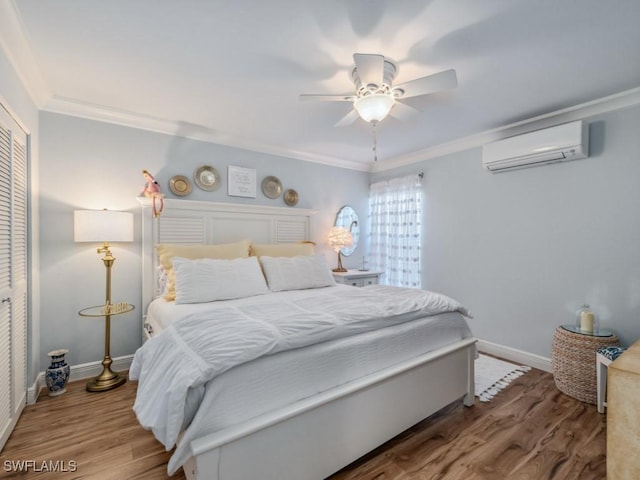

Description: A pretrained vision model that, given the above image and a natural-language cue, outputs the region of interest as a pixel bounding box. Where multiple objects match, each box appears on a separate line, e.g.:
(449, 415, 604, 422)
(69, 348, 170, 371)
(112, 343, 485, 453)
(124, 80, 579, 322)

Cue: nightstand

(332, 270, 383, 287)
(551, 325, 619, 404)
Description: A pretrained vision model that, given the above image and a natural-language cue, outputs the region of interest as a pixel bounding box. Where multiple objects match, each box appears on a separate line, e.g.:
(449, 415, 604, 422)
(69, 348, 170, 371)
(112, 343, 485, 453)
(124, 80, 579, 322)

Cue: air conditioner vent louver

(482, 121, 589, 173)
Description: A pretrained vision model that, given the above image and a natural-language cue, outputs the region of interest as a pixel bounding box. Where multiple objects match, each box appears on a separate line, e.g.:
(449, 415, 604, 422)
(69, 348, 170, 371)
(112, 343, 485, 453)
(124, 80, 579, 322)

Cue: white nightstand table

(332, 269, 384, 287)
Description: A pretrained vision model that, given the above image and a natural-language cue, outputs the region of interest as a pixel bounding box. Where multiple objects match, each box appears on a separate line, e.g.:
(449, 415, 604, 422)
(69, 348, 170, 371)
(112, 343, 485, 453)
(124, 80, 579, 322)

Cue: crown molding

(43, 86, 640, 175)
(373, 86, 640, 172)
(42, 95, 371, 172)
(0, 0, 51, 108)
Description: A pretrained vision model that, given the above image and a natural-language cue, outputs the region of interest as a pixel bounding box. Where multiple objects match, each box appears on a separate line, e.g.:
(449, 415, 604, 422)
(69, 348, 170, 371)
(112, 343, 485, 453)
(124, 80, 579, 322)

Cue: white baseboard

(28, 354, 134, 404)
(28, 376, 44, 404)
(476, 339, 552, 373)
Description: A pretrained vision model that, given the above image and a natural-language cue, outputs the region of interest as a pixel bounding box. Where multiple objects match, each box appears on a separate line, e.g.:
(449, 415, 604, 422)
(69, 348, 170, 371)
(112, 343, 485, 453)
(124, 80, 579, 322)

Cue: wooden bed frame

(138, 198, 476, 480)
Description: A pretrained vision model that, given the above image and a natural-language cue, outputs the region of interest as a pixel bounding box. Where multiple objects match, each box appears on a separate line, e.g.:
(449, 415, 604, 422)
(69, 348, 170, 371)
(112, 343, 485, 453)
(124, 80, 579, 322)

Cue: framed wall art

(227, 165, 257, 198)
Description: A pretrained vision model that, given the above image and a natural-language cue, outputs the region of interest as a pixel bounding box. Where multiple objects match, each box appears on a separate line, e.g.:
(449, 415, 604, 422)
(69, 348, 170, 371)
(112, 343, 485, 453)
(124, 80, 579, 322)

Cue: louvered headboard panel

(138, 198, 317, 329)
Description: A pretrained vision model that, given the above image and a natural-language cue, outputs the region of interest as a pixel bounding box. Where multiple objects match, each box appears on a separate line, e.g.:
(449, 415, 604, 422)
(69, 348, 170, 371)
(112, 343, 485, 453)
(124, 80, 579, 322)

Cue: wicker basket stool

(551, 325, 619, 404)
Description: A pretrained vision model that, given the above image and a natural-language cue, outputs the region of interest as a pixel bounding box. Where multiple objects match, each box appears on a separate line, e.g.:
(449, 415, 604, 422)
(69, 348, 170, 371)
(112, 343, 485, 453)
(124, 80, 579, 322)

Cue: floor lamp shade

(74, 210, 134, 243)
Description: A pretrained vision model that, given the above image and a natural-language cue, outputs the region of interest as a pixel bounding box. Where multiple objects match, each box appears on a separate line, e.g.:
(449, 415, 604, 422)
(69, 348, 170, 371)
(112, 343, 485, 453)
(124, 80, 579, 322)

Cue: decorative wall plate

(283, 189, 298, 206)
(168, 175, 192, 196)
(194, 165, 220, 191)
(261, 176, 283, 199)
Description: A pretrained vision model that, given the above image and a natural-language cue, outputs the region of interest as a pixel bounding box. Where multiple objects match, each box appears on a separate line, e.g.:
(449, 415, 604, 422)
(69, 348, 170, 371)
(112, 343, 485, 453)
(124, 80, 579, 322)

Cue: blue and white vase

(46, 349, 70, 396)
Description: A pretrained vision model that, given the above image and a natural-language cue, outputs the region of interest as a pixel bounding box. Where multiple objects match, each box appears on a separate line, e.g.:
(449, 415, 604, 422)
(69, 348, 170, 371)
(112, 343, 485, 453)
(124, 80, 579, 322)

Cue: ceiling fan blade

(353, 53, 384, 87)
(299, 94, 354, 102)
(389, 101, 420, 122)
(393, 69, 457, 99)
(334, 109, 360, 127)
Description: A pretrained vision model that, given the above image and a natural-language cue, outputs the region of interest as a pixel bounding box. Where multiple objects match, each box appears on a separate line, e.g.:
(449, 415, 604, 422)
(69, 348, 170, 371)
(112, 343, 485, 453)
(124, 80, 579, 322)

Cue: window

(368, 174, 422, 288)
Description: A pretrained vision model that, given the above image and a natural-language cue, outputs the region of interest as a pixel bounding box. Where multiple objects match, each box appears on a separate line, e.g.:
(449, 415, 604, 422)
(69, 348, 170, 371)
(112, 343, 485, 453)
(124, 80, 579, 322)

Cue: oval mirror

(335, 206, 359, 256)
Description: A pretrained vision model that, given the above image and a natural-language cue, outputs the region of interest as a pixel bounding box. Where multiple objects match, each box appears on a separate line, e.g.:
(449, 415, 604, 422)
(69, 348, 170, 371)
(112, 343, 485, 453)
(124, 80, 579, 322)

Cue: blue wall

(372, 105, 640, 355)
(7, 43, 640, 376)
(38, 112, 370, 370)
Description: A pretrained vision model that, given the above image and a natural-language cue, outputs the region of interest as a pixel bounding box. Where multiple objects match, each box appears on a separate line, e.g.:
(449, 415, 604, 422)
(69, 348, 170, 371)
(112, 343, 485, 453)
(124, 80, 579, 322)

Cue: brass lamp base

(333, 251, 348, 273)
(79, 241, 133, 393)
(86, 372, 126, 392)
(86, 358, 126, 392)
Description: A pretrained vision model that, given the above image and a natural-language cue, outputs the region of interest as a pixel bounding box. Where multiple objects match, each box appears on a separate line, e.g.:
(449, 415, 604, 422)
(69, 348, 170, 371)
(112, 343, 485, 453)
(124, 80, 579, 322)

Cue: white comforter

(130, 285, 470, 454)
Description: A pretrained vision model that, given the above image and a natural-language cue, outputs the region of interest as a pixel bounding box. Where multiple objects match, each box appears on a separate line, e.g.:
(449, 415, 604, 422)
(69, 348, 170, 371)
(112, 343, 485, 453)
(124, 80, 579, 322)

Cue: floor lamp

(74, 209, 134, 392)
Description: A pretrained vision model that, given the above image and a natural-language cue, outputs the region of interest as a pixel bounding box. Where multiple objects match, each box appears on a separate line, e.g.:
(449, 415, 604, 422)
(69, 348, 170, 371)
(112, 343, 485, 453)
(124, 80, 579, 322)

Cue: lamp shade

(74, 210, 134, 243)
(354, 93, 395, 123)
(327, 226, 353, 252)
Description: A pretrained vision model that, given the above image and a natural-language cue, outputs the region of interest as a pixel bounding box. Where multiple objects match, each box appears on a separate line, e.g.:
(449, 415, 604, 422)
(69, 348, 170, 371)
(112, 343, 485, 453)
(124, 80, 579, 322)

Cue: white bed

(135, 198, 477, 480)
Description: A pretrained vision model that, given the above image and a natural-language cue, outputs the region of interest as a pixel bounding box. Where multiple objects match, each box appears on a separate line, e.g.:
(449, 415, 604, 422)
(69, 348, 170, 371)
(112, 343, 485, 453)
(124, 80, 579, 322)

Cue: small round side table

(79, 303, 135, 392)
(551, 325, 619, 404)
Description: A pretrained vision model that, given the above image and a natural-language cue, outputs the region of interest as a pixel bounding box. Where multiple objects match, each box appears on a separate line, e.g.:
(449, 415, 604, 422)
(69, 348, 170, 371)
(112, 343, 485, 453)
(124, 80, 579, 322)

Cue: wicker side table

(551, 325, 619, 404)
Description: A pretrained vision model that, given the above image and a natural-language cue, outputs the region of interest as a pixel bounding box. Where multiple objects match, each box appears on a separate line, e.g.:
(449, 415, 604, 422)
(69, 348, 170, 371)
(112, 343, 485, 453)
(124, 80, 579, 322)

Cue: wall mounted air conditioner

(482, 120, 589, 173)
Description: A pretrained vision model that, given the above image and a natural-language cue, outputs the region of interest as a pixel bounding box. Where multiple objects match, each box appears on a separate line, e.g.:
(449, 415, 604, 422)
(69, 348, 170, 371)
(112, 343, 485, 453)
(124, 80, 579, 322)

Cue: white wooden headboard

(138, 197, 317, 321)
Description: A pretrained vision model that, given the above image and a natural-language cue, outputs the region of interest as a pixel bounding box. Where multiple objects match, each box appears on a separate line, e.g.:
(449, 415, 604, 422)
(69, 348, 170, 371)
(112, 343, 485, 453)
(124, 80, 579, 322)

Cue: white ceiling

(7, 0, 640, 171)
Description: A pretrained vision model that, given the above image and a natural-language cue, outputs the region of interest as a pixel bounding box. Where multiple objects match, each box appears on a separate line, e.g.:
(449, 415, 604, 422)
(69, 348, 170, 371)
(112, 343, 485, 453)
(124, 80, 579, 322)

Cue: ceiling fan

(300, 53, 457, 127)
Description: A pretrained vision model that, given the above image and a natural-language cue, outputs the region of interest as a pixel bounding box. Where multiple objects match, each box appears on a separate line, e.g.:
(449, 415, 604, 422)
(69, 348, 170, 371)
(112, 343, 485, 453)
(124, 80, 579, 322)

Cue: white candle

(580, 311, 594, 333)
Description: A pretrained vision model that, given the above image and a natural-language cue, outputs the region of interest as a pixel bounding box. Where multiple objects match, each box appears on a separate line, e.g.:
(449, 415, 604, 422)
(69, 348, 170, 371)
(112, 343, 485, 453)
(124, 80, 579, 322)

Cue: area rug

(475, 354, 532, 402)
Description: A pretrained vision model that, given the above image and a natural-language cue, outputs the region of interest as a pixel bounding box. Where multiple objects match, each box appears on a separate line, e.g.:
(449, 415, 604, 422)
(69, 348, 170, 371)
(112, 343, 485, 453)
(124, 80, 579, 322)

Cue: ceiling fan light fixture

(354, 93, 395, 123)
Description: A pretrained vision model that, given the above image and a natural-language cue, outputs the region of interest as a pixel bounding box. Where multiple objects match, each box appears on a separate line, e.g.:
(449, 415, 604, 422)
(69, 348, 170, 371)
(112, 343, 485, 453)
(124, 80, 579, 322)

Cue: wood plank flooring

(328, 367, 606, 480)
(0, 377, 186, 480)
(0, 366, 606, 479)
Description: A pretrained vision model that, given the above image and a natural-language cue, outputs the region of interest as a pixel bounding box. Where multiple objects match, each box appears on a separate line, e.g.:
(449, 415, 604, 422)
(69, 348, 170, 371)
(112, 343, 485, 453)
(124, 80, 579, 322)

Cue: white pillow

(259, 255, 336, 292)
(156, 266, 168, 297)
(157, 240, 251, 301)
(173, 256, 268, 304)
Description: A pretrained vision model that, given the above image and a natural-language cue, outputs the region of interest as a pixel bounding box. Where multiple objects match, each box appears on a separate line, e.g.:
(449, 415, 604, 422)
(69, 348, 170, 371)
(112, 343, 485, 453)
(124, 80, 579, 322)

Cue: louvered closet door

(0, 119, 10, 448)
(0, 105, 28, 451)
(11, 131, 27, 414)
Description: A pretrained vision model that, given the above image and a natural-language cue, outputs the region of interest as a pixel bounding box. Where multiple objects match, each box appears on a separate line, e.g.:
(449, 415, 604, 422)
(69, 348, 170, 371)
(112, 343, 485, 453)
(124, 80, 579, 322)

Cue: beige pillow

(250, 242, 315, 257)
(157, 240, 251, 300)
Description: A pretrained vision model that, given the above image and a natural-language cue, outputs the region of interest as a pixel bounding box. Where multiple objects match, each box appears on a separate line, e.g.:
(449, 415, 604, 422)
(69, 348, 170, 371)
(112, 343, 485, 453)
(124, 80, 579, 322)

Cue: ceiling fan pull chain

(372, 120, 378, 162)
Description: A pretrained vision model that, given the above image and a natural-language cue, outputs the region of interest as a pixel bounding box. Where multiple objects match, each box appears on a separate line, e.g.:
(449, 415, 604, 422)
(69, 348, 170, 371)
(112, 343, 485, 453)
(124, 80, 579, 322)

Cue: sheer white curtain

(368, 174, 423, 288)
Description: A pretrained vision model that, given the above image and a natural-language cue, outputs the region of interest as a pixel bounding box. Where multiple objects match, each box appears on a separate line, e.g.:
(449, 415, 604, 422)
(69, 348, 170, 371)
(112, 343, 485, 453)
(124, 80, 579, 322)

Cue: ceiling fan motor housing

(352, 57, 397, 97)
(300, 52, 457, 127)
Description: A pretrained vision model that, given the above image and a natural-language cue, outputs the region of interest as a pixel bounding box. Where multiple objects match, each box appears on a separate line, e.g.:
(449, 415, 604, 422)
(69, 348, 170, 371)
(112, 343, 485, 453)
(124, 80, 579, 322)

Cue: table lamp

(327, 226, 353, 273)
(74, 209, 134, 392)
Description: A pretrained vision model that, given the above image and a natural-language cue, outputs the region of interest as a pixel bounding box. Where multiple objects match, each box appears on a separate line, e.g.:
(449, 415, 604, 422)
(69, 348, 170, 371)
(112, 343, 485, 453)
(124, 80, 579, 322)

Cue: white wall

(372, 105, 640, 356)
(38, 112, 370, 369)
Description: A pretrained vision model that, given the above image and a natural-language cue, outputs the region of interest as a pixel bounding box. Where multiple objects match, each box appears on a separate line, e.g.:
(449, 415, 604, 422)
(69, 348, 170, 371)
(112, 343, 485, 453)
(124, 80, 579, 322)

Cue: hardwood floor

(329, 367, 606, 480)
(0, 366, 606, 479)
(0, 377, 186, 480)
